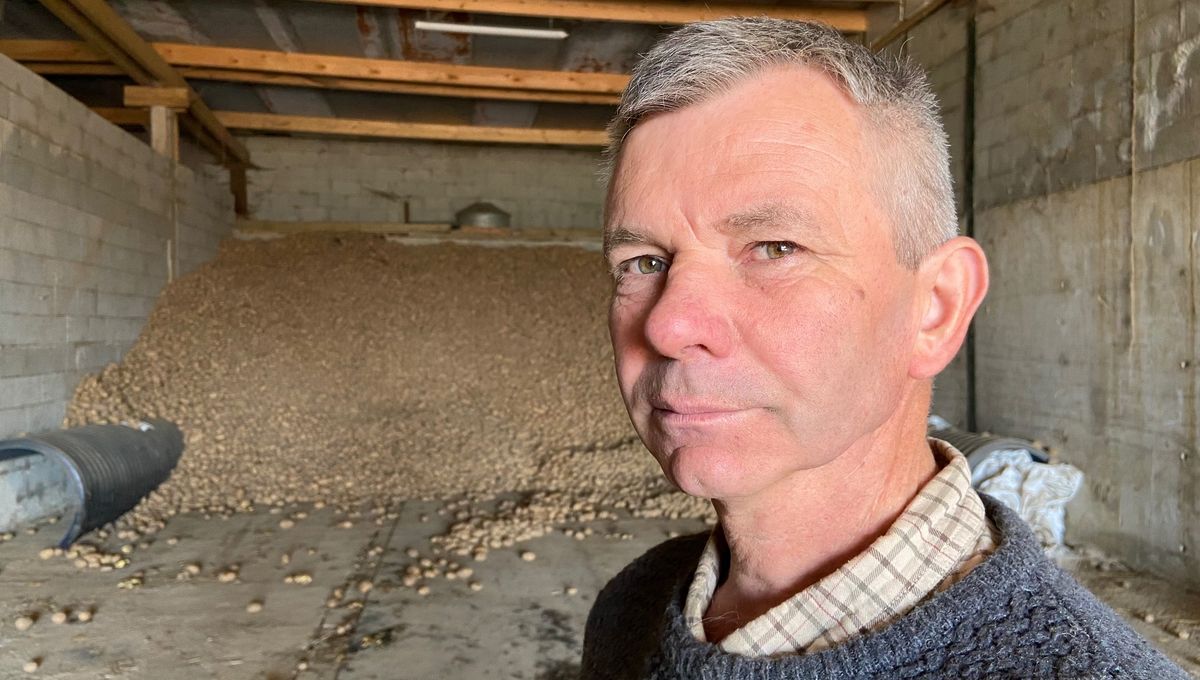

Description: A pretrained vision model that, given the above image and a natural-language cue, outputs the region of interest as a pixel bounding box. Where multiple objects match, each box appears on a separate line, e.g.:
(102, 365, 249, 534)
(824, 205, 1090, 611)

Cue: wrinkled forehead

(604, 65, 874, 229)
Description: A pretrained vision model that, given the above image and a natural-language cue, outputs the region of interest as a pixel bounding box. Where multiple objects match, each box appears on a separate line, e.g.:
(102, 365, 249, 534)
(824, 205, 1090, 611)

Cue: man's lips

(648, 399, 753, 426)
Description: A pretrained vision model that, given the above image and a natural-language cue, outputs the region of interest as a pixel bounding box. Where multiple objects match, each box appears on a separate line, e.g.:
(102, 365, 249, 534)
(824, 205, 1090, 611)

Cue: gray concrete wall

(0, 55, 234, 439)
(892, 0, 1199, 587)
(244, 136, 605, 229)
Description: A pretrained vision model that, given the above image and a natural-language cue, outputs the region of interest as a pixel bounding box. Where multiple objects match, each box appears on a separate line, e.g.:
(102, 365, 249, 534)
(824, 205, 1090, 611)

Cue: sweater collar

(655, 496, 1050, 677)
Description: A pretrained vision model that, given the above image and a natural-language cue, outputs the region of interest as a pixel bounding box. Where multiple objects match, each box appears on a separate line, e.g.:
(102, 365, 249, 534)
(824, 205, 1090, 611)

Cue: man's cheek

(755, 299, 861, 399)
(610, 336, 646, 411)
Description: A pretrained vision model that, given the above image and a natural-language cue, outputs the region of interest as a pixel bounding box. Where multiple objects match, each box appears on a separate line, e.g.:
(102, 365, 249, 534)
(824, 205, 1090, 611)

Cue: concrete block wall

(176, 163, 235, 277)
(245, 136, 605, 229)
(897, 1, 1199, 587)
(0, 55, 235, 439)
(974, 0, 1133, 210)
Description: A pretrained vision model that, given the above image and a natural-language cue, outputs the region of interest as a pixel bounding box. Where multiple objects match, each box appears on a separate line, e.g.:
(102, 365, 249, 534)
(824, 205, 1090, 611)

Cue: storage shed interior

(0, 0, 1198, 678)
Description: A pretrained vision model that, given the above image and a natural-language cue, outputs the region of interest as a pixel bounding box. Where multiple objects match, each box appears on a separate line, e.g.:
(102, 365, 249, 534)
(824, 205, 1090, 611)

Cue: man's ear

(909, 236, 989, 380)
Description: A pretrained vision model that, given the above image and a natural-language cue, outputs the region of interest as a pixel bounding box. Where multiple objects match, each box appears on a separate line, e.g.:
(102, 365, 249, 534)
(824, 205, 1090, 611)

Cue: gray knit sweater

(581, 496, 1189, 679)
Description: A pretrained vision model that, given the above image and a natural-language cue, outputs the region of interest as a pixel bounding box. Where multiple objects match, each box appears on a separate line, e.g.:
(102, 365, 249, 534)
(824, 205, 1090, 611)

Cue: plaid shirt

(684, 438, 997, 657)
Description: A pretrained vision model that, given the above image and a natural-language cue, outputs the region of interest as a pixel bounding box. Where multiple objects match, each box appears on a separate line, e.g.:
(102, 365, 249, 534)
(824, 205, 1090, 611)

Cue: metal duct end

(454, 202, 511, 229)
(928, 423, 1049, 470)
(0, 419, 184, 548)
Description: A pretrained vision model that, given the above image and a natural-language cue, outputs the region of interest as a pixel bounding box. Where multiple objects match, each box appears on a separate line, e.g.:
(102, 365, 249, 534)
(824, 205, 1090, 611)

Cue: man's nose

(642, 266, 735, 360)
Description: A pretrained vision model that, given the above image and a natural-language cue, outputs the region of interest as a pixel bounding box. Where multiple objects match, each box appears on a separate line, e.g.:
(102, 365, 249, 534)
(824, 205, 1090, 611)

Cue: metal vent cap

(455, 202, 511, 229)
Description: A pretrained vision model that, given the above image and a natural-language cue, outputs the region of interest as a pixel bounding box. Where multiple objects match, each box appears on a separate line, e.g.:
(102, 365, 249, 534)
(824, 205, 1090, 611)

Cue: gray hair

(603, 18, 956, 270)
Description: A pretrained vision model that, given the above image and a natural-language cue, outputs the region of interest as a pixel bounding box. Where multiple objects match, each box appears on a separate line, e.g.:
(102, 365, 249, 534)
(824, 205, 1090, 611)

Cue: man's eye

(757, 241, 800, 260)
(626, 255, 668, 275)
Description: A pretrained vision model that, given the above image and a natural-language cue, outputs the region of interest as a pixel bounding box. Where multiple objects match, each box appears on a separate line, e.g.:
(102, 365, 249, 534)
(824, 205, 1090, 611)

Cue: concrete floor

(0, 501, 708, 680)
(1, 503, 1197, 679)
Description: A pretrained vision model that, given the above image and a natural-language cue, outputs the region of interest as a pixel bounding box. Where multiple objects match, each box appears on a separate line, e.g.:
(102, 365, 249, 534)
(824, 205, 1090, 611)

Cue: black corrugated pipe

(0, 419, 184, 547)
(929, 423, 1048, 470)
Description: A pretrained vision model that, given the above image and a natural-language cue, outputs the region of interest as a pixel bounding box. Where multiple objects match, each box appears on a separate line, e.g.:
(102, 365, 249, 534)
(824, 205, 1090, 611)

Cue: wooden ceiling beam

(93, 107, 609, 147)
(297, 0, 869, 31)
(2, 39, 627, 95)
(155, 42, 627, 94)
(19, 60, 621, 105)
(124, 85, 192, 110)
(181, 68, 623, 105)
(31, 3, 152, 80)
(217, 111, 608, 146)
(0, 39, 104, 61)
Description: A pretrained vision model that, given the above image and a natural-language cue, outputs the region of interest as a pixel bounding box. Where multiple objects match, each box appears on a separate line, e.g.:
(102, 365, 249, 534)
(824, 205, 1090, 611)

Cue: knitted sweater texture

(580, 496, 1189, 679)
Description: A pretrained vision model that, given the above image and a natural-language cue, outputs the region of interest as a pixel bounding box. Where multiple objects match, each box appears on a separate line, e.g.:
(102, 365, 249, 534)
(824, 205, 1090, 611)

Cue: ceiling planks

(7, 1, 933, 155)
(296, 0, 869, 31)
(92, 107, 609, 147)
(2, 39, 627, 96)
(154, 42, 627, 93)
(19, 61, 621, 105)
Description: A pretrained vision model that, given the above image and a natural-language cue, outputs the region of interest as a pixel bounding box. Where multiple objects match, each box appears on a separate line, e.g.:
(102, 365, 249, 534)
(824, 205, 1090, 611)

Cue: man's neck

(703, 415, 939, 643)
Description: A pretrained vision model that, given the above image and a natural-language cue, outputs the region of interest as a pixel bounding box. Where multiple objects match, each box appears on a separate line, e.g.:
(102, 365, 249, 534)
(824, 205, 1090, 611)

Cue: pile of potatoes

(65, 234, 712, 557)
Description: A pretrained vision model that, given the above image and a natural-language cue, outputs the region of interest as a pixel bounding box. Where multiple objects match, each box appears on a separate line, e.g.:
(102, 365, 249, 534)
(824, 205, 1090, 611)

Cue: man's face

(605, 65, 926, 500)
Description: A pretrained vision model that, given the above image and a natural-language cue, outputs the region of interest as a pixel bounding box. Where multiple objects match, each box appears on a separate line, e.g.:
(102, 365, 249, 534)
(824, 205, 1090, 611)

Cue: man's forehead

(602, 66, 872, 255)
(623, 64, 863, 146)
(608, 69, 865, 188)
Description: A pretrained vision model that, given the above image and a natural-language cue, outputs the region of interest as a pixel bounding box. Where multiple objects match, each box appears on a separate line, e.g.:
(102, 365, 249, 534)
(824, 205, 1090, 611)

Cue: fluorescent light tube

(414, 19, 569, 40)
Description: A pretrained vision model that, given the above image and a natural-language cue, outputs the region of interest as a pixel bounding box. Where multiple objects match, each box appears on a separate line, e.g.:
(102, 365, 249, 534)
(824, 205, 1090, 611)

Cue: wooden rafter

(173, 68, 622, 105)
(0, 38, 97, 62)
(92, 108, 608, 147)
(1, 39, 627, 95)
(214, 111, 607, 145)
(297, 0, 869, 31)
(160, 42, 626, 94)
(15, 58, 621, 106)
(33, 1, 153, 82)
(124, 85, 192, 110)
(23, 62, 621, 105)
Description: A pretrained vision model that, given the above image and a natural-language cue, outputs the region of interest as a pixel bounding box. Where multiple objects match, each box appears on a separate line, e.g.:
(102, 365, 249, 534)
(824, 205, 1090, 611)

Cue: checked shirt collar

(683, 438, 996, 657)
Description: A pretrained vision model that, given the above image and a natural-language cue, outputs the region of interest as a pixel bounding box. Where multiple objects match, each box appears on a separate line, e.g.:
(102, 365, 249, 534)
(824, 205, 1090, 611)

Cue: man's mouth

(649, 398, 750, 426)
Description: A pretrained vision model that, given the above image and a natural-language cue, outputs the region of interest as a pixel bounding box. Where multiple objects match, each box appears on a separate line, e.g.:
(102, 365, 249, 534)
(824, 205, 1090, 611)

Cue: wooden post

(124, 85, 188, 161)
(120, 85, 190, 281)
(229, 163, 248, 217)
(149, 105, 178, 161)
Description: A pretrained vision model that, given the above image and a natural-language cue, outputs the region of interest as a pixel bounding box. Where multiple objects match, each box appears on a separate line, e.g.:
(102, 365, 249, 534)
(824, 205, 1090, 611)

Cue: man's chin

(660, 443, 771, 500)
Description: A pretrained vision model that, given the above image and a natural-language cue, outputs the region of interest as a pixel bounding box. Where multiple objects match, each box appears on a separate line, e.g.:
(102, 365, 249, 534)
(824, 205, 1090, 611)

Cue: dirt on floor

(1060, 546, 1200, 674)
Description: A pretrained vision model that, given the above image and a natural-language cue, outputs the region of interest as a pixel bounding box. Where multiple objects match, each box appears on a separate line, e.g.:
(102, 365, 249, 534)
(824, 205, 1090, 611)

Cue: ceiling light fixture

(413, 20, 569, 40)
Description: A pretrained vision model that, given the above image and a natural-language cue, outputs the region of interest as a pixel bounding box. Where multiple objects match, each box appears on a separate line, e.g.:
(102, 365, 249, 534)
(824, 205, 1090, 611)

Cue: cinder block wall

(245, 136, 605, 229)
(894, 0, 1199, 587)
(0, 55, 234, 439)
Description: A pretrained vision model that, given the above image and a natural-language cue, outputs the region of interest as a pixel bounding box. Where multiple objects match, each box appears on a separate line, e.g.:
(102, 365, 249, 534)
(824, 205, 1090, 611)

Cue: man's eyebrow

(603, 226, 649, 259)
(719, 203, 817, 236)
(603, 204, 814, 257)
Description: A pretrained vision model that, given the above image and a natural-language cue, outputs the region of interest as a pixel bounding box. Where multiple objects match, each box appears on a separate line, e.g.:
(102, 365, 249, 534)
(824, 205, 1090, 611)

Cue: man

(581, 18, 1187, 679)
